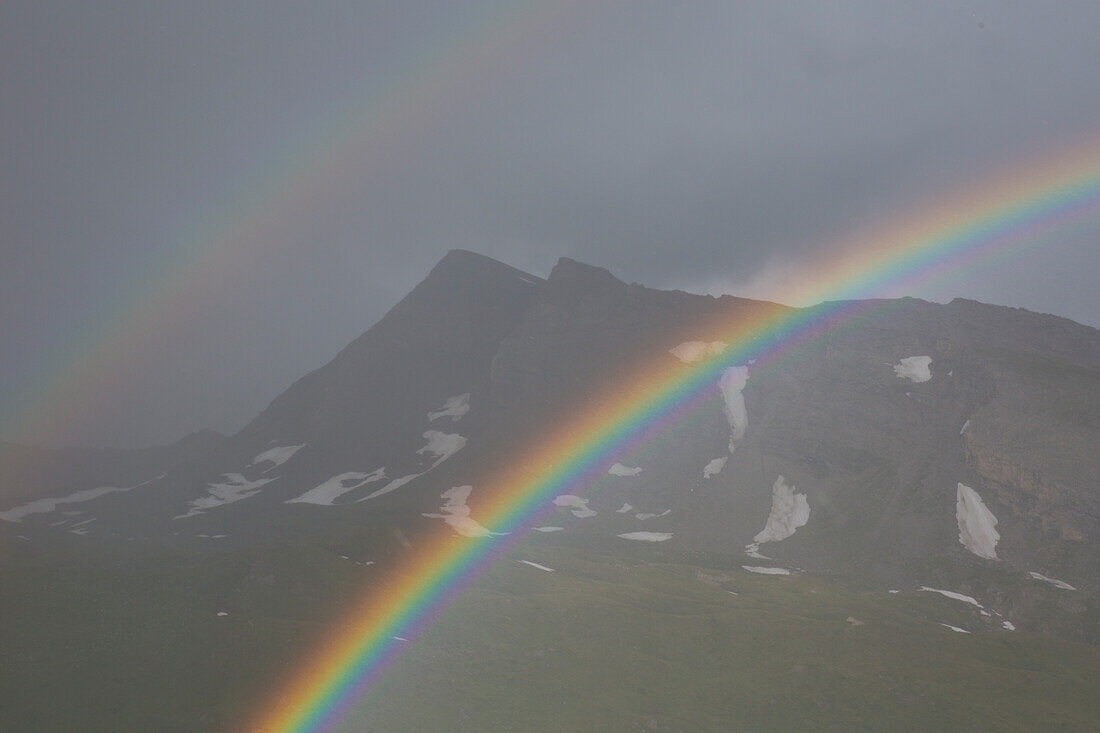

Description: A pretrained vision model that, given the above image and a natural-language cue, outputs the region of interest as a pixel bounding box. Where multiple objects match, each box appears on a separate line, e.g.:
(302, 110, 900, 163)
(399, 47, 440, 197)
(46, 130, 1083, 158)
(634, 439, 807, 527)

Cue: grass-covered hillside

(2, 530, 1096, 732)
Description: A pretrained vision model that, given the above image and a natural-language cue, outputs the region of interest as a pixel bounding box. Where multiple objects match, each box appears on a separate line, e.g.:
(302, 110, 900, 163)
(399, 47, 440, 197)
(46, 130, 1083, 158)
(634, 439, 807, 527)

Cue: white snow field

(1002, 621, 1017, 631)
(893, 355, 932, 383)
(753, 475, 810, 545)
(718, 366, 750, 451)
(516, 560, 555, 572)
(533, 526, 564, 532)
(359, 431, 466, 501)
(418, 430, 467, 463)
(669, 340, 728, 363)
(919, 587, 985, 609)
(253, 444, 305, 471)
(616, 503, 633, 513)
(360, 474, 418, 501)
(956, 483, 999, 560)
(743, 543, 770, 560)
(703, 456, 728, 478)
(939, 623, 970, 634)
(608, 462, 642, 477)
(741, 566, 791, 575)
(618, 531, 672, 542)
(286, 469, 386, 505)
(959, 419, 971, 435)
(635, 510, 670, 520)
(427, 393, 470, 422)
(553, 495, 597, 518)
(422, 485, 502, 538)
(176, 474, 276, 519)
(1028, 571, 1076, 590)
(0, 484, 137, 522)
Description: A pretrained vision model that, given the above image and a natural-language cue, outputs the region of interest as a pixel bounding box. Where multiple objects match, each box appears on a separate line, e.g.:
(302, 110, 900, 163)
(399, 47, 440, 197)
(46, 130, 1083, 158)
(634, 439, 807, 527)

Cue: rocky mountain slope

(1, 250, 1097, 730)
(2, 251, 1096, 627)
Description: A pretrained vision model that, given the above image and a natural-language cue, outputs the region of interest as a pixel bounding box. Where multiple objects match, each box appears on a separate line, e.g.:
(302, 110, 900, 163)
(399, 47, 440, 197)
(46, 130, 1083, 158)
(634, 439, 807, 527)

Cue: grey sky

(2, 1, 1098, 448)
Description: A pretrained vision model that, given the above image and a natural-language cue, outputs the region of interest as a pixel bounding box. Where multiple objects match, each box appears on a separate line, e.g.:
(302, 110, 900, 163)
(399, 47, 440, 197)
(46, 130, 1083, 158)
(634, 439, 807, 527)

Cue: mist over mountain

(1, 251, 1097, 731)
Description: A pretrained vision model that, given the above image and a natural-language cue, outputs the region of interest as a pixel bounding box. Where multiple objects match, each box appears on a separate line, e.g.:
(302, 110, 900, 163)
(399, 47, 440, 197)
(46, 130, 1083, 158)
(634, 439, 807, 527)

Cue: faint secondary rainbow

(0, 0, 578, 452)
(253, 138, 1100, 732)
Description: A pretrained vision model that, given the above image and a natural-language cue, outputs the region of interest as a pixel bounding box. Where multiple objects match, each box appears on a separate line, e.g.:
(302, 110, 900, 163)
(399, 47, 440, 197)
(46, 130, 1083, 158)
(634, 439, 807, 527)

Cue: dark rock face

(1, 251, 1096, 637)
(237, 249, 541, 463)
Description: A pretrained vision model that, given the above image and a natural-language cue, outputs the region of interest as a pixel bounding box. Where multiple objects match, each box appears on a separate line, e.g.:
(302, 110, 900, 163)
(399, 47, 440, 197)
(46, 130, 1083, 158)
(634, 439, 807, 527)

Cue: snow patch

(1001, 620, 1016, 631)
(635, 510, 670, 521)
(422, 485, 504, 538)
(618, 531, 672, 542)
(417, 430, 467, 465)
(669, 340, 728, 363)
(753, 475, 810, 544)
(960, 419, 971, 435)
(703, 457, 728, 478)
(253, 444, 305, 472)
(718, 366, 750, 451)
(0, 484, 137, 522)
(361, 474, 418, 501)
(517, 560, 555, 572)
(175, 474, 276, 519)
(427, 393, 470, 422)
(744, 543, 771, 560)
(939, 623, 969, 634)
(615, 503, 633, 514)
(1028, 571, 1076, 590)
(608, 462, 642, 477)
(534, 526, 564, 533)
(358, 431, 466, 501)
(956, 483, 999, 560)
(893, 355, 932, 383)
(216, 611, 229, 617)
(553, 495, 596, 518)
(286, 469, 386, 505)
(741, 566, 790, 575)
(919, 587, 985, 609)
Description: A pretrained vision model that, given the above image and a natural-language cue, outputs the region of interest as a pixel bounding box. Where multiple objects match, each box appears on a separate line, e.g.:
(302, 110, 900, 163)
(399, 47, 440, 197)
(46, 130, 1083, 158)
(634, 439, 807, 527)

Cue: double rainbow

(253, 141, 1100, 731)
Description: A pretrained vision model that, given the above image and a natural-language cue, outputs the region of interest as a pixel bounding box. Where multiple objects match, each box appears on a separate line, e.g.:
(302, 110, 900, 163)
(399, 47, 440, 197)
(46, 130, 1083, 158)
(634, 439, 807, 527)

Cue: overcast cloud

(2, 1, 1098, 447)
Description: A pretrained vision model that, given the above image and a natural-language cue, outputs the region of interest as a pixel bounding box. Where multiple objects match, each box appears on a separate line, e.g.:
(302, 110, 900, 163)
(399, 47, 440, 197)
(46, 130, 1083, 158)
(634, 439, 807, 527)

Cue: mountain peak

(544, 257, 625, 299)
(429, 249, 544, 285)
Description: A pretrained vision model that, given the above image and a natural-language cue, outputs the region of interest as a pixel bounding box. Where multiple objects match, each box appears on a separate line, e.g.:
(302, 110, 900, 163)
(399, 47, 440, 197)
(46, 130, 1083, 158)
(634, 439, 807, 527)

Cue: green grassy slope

(1, 535, 1096, 732)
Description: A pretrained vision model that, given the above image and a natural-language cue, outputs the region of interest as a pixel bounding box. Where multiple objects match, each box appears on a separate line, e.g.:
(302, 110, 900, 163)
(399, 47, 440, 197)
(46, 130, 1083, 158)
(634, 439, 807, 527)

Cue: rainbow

(0, 0, 579, 451)
(252, 139, 1100, 731)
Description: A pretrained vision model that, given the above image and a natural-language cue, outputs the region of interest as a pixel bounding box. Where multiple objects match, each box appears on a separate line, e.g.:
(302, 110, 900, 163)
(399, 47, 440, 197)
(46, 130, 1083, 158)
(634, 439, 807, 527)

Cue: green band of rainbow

(253, 141, 1100, 731)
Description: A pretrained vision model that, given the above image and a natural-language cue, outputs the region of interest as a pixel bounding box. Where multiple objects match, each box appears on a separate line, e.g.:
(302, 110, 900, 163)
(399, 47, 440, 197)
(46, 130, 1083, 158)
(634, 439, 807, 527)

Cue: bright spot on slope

(753, 475, 810, 544)
(286, 469, 386, 505)
(893, 356, 932, 383)
(608, 462, 642, 477)
(422, 485, 503, 538)
(253, 444, 305, 471)
(669, 340, 728, 363)
(618, 532, 672, 542)
(956, 483, 999, 560)
(553, 495, 597, 518)
(427, 393, 470, 422)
